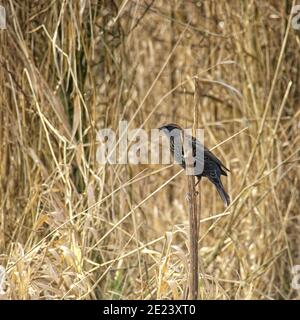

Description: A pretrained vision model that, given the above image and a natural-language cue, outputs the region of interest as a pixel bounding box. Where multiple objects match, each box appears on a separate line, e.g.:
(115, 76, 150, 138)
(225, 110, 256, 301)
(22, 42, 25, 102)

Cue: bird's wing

(204, 148, 230, 172)
(190, 135, 229, 172)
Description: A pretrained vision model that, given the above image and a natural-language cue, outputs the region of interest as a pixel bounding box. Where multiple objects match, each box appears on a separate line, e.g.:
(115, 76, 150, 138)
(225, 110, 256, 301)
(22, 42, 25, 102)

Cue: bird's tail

(214, 179, 230, 206)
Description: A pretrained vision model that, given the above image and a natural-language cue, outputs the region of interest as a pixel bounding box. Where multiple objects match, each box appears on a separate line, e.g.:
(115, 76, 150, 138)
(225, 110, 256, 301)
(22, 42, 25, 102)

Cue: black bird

(159, 123, 230, 206)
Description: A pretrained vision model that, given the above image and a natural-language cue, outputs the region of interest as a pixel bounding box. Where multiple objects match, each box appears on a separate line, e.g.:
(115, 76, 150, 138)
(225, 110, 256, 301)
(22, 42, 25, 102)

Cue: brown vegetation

(0, 0, 300, 299)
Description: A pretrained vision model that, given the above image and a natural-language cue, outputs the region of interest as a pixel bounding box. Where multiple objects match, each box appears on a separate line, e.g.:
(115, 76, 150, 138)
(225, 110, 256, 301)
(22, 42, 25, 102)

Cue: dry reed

(0, 0, 300, 300)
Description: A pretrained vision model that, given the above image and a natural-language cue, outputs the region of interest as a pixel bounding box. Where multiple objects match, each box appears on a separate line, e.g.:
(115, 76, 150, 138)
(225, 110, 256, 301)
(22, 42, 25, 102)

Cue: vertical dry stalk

(194, 79, 201, 236)
(187, 79, 203, 299)
(185, 151, 199, 300)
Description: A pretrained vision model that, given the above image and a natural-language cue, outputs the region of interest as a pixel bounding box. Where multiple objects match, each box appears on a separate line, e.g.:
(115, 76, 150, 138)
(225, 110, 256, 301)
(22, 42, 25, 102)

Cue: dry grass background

(0, 0, 300, 299)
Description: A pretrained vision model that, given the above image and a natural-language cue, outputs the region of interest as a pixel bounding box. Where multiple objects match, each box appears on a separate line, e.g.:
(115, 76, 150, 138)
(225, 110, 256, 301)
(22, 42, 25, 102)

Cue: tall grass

(0, 0, 299, 299)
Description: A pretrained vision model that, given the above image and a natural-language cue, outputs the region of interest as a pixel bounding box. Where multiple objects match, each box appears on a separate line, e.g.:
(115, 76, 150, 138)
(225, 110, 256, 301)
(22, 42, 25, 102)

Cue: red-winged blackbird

(159, 123, 230, 206)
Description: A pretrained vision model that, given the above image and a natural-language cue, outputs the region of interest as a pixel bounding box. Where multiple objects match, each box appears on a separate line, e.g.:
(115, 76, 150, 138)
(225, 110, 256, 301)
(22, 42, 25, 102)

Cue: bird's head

(158, 123, 183, 135)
